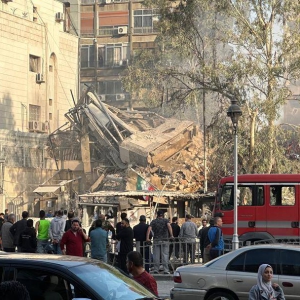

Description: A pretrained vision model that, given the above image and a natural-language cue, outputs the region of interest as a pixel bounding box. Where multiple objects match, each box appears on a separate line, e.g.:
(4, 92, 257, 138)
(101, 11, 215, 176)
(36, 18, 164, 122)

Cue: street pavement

(154, 274, 174, 299)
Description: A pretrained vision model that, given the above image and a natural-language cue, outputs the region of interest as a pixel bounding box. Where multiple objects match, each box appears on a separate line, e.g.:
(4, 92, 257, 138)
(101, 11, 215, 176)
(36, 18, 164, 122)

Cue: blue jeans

(52, 242, 62, 254)
(37, 239, 49, 253)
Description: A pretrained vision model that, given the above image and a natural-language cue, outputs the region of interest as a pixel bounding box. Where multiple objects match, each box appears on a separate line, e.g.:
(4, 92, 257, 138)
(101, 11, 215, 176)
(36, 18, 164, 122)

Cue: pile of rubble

(51, 91, 205, 194)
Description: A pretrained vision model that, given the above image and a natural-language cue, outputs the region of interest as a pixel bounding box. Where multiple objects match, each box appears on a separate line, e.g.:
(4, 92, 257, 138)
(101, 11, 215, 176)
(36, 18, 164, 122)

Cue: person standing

(133, 215, 151, 272)
(60, 219, 89, 257)
(99, 214, 115, 237)
(249, 264, 285, 300)
(207, 216, 224, 260)
(4, 209, 9, 222)
(198, 219, 208, 259)
(35, 210, 51, 253)
(10, 211, 28, 251)
(0, 212, 5, 250)
(127, 251, 158, 296)
(116, 212, 127, 235)
(179, 214, 198, 264)
(201, 218, 214, 263)
(19, 219, 37, 253)
(169, 216, 180, 259)
(0, 214, 15, 252)
(46, 210, 52, 218)
(49, 210, 65, 254)
(146, 210, 173, 274)
(62, 209, 68, 222)
(90, 219, 108, 262)
(116, 217, 133, 274)
(64, 211, 75, 232)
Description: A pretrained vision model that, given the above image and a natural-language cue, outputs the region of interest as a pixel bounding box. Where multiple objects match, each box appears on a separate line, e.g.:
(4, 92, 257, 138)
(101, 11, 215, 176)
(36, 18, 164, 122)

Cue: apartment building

(0, 0, 79, 133)
(0, 0, 80, 215)
(80, 0, 158, 109)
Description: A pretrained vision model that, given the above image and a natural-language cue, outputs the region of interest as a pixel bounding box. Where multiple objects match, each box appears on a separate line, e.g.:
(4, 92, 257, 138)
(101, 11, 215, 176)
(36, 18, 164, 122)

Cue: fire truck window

(220, 186, 234, 210)
(239, 187, 253, 206)
(270, 186, 295, 206)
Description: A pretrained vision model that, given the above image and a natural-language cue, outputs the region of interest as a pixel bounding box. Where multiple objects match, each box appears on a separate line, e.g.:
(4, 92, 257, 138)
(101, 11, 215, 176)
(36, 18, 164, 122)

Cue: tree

(123, 0, 300, 185)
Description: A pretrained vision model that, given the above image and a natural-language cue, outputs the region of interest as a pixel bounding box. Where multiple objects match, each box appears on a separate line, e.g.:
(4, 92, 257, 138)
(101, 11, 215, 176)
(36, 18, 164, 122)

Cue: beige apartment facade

(0, 0, 80, 217)
(0, 0, 79, 133)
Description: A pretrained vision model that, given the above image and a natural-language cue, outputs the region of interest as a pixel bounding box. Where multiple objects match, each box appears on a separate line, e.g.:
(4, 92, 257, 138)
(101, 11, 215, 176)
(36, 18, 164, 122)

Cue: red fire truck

(213, 174, 300, 244)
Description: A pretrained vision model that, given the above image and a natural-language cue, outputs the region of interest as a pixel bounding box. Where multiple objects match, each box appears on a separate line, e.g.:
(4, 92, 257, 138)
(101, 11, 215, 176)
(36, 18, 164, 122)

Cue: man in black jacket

(133, 215, 151, 272)
(169, 216, 180, 259)
(19, 219, 37, 253)
(10, 211, 28, 251)
(116, 217, 133, 274)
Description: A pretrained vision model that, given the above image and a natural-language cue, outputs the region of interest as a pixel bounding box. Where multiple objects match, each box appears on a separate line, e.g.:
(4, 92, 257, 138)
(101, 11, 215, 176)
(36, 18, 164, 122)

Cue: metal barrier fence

(85, 238, 237, 271)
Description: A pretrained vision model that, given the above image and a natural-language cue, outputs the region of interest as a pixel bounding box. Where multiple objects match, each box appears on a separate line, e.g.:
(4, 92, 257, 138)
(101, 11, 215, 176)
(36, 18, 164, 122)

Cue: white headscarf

(257, 264, 275, 299)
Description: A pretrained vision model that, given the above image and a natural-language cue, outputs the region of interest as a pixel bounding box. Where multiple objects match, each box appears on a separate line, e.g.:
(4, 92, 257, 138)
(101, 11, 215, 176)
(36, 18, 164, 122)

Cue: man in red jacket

(60, 219, 89, 256)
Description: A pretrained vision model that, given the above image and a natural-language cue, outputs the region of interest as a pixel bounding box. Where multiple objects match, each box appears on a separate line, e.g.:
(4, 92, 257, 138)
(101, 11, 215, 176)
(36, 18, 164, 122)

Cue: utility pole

(128, 0, 133, 110)
(93, 1, 98, 90)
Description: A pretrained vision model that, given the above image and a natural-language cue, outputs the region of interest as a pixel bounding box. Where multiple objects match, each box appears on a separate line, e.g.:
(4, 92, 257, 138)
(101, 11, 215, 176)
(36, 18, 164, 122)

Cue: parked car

(0, 252, 156, 300)
(170, 244, 300, 300)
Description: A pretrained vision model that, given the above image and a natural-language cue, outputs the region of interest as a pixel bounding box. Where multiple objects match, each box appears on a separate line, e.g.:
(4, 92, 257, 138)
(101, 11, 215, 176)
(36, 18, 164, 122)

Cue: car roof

(237, 243, 300, 250)
(0, 252, 103, 268)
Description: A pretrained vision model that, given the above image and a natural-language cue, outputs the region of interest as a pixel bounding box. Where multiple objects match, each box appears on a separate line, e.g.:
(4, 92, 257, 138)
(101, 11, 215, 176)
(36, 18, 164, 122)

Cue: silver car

(170, 244, 300, 300)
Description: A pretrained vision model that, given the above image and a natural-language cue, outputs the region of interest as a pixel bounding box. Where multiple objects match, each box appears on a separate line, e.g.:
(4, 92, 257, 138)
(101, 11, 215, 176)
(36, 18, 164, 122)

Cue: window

(279, 250, 300, 276)
(29, 55, 40, 72)
(81, 45, 95, 68)
(98, 44, 129, 67)
(270, 186, 295, 206)
(227, 249, 277, 273)
(134, 9, 159, 34)
(220, 185, 264, 210)
(49, 113, 52, 120)
(49, 65, 53, 72)
(14, 268, 89, 300)
(49, 99, 52, 106)
(97, 80, 123, 95)
(29, 105, 41, 121)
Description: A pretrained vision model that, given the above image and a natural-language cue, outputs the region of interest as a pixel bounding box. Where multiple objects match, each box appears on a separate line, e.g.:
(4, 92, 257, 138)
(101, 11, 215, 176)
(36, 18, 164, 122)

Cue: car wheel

(206, 291, 236, 300)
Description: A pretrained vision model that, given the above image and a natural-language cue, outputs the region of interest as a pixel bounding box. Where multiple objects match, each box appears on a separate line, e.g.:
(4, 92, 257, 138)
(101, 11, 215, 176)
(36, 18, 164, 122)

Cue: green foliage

(123, 0, 300, 183)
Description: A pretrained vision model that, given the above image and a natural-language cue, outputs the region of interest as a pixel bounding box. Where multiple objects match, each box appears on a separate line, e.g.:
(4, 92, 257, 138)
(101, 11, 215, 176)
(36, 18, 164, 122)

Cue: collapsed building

(38, 90, 212, 227)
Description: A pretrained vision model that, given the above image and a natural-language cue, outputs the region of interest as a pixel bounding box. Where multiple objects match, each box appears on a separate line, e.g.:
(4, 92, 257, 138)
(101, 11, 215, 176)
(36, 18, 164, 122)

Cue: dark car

(0, 252, 156, 300)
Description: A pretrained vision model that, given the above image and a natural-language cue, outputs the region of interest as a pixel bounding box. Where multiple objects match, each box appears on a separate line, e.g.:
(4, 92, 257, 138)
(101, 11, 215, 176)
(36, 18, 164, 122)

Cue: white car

(171, 244, 300, 300)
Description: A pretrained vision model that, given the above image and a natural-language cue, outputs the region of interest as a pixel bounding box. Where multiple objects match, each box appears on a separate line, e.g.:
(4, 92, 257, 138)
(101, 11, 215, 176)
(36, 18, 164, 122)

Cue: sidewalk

(153, 274, 173, 299)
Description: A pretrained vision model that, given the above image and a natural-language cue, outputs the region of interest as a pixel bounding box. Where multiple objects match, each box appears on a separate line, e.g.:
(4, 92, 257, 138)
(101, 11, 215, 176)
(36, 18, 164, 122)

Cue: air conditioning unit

(29, 120, 41, 131)
(98, 94, 106, 101)
(36, 73, 44, 83)
(116, 94, 125, 101)
(42, 121, 50, 133)
(119, 59, 128, 66)
(105, 0, 113, 4)
(55, 12, 64, 22)
(118, 26, 128, 35)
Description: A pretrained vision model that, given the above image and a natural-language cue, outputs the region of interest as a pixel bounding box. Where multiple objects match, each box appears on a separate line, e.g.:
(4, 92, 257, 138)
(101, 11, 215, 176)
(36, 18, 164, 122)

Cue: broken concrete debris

(51, 91, 205, 195)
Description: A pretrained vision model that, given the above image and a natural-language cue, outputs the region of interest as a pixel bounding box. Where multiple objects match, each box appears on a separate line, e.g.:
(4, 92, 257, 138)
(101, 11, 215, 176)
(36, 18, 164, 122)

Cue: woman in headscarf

(249, 264, 285, 300)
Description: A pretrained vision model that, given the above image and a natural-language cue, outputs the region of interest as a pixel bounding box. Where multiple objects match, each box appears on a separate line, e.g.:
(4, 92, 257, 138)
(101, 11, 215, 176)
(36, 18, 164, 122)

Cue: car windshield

(71, 263, 155, 300)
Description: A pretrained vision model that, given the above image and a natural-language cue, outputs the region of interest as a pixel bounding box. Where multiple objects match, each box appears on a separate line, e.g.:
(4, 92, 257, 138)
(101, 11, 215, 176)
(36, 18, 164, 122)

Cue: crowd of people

(0, 208, 225, 265)
(0, 209, 287, 299)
